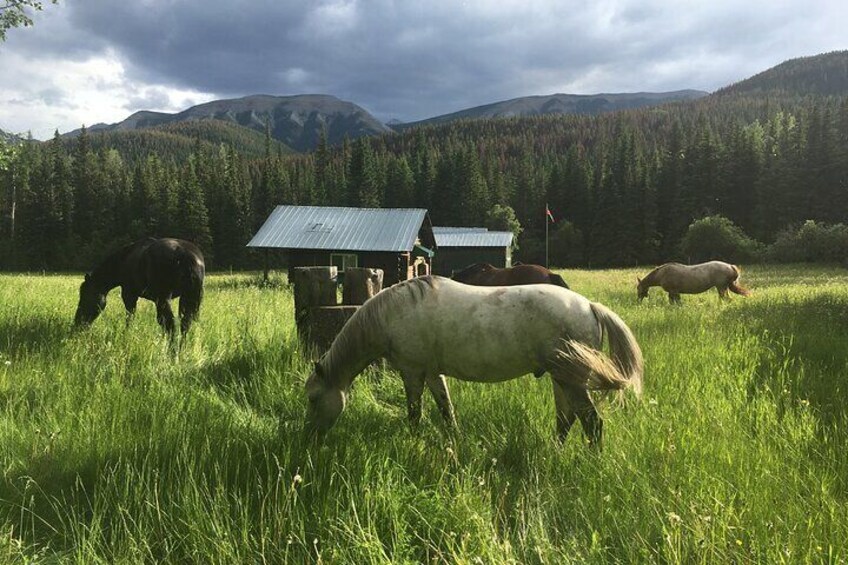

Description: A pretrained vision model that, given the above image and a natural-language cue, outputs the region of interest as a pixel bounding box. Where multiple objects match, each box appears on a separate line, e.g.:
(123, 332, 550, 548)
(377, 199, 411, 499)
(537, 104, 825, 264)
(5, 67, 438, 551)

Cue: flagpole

(545, 202, 549, 268)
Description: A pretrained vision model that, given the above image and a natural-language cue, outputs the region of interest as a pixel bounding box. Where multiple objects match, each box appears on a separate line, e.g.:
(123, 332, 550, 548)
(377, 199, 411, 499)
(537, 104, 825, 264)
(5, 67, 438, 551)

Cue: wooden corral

(303, 305, 360, 352)
(292, 266, 337, 327)
(342, 267, 384, 305)
(288, 250, 425, 286)
(292, 265, 384, 354)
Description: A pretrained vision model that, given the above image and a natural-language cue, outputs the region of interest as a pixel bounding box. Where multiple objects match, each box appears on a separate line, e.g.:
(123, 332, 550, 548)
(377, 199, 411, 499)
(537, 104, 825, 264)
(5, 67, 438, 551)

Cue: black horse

(74, 238, 205, 337)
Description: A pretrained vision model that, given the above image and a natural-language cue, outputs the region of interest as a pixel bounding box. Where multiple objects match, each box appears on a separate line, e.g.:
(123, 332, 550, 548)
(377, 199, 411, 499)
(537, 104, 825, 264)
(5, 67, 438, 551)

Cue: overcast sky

(0, 0, 845, 139)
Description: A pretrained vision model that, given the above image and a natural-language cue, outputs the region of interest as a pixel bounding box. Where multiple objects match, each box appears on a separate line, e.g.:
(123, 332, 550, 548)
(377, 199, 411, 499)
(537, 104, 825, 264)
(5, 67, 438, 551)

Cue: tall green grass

(1, 266, 846, 563)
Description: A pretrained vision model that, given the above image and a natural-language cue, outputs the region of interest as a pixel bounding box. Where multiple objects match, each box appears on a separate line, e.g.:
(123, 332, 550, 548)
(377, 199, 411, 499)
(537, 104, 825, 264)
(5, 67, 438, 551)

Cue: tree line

(1, 93, 846, 270)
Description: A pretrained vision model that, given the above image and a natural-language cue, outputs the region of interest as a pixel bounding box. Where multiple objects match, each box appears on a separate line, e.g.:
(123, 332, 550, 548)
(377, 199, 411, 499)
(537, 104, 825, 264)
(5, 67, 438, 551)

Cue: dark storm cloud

(54, 2, 622, 119)
(4, 0, 848, 127)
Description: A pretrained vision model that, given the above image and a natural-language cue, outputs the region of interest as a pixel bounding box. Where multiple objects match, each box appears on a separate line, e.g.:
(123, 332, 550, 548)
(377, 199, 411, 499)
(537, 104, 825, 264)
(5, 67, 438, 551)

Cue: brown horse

(452, 262, 569, 289)
(636, 261, 750, 304)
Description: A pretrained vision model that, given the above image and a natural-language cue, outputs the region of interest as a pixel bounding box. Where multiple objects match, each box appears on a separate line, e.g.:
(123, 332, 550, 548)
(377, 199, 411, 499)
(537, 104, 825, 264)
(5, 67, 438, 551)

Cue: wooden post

(262, 249, 270, 283)
(292, 266, 338, 334)
(342, 267, 384, 305)
(305, 305, 360, 353)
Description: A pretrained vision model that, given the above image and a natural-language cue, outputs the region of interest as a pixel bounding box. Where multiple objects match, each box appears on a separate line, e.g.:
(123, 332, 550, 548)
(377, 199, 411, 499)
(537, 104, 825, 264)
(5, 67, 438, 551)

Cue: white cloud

(0, 49, 215, 139)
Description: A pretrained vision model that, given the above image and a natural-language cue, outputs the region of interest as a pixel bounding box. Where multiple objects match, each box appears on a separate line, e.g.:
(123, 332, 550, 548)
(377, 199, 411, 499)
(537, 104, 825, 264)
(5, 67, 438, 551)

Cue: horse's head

(304, 360, 346, 437)
(636, 276, 648, 302)
(452, 263, 493, 284)
(74, 274, 107, 327)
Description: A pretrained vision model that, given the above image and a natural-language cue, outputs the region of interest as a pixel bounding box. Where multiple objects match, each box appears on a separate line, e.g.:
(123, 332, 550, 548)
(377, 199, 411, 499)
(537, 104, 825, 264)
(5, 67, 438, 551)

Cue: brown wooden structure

(291, 266, 385, 354)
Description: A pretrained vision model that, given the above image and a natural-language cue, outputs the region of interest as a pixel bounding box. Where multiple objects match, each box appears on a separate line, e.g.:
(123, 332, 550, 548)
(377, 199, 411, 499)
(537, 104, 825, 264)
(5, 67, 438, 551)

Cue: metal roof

(247, 206, 428, 252)
(434, 230, 514, 248)
(432, 226, 489, 234)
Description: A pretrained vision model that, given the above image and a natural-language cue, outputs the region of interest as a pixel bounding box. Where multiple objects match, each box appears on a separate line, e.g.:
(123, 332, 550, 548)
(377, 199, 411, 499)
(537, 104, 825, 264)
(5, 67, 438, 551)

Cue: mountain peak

(63, 94, 389, 151)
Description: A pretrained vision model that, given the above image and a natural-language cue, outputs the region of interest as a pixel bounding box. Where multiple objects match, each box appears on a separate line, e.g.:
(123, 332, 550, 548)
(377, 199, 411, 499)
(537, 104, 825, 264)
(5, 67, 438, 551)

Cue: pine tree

(457, 148, 489, 225)
(72, 125, 98, 242)
(385, 156, 415, 208)
(348, 137, 381, 207)
(314, 128, 330, 205)
(175, 156, 212, 253)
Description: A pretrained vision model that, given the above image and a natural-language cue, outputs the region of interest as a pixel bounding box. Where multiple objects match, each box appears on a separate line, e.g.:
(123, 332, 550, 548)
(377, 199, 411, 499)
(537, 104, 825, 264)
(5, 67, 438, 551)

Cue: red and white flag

(546, 207, 555, 223)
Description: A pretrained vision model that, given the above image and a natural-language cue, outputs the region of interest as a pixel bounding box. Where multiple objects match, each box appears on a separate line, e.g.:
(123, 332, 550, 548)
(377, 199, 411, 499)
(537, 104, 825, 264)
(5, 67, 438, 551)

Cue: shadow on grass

(0, 386, 312, 560)
(721, 294, 848, 426)
(0, 314, 71, 356)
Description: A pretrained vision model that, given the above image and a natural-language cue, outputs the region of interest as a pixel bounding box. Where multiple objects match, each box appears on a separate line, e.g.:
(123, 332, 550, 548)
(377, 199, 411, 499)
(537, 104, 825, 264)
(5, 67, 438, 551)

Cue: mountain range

(392, 90, 708, 130)
(58, 89, 706, 154)
(5, 50, 847, 154)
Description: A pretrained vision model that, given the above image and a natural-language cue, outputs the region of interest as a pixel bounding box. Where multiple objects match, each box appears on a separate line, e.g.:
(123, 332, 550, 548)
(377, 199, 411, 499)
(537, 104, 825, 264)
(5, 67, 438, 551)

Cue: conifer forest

(2, 91, 847, 271)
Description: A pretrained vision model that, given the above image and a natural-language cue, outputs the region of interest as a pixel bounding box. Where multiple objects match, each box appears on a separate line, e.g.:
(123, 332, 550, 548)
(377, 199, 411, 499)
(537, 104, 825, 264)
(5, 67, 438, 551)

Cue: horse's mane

(89, 238, 157, 282)
(322, 277, 438, 385)
(642, 262, 683, 281)
(452, 262, 494, 280)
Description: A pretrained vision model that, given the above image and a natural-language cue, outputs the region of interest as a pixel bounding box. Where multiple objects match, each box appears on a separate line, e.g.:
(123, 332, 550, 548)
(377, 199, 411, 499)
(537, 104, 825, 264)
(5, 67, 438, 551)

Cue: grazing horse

(305, 276, 642, 446)
(452, 262, 570, 289)
(74, 238, 205, 337)
(636, 261, 750, 304)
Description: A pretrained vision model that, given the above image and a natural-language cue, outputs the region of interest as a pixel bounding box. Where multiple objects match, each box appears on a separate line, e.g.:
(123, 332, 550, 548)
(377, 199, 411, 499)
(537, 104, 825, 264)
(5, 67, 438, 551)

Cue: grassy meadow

(1, 265, 847, 563)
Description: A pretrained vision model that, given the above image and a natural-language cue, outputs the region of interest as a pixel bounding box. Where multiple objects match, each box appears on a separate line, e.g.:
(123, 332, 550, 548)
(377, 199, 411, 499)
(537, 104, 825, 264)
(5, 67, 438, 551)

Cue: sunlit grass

(1, 265, 846, 562)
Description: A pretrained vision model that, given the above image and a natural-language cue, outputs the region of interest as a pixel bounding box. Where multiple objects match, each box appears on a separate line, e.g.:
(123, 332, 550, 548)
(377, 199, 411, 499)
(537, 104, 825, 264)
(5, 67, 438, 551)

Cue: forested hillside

(395, 90, 707, 129)
(717, 50, 848, 97)
(1, 54, 847, 271)
(54, 121, 292, 163)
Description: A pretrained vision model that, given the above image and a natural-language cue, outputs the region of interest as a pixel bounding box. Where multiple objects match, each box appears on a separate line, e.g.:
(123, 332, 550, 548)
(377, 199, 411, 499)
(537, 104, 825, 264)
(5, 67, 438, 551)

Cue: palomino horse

(636, 261, 750, 304)
(452, 262, 570, 289)
(74, 238, 205, 337)
(305, 276, 642, 446)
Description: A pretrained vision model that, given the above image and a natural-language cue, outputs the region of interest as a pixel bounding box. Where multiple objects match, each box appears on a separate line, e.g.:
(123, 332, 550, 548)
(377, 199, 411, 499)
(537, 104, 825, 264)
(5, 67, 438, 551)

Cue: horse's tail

(729, 265, 751, 297)
(549, 273, 570, 290)
(552, 303, 643, 396)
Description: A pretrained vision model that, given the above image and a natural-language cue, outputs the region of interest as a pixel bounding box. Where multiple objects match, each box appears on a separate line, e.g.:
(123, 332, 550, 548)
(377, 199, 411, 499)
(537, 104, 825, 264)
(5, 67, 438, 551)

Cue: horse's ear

(314, 361, 323, 378)
(84, 273, 91, 282)
(636, 276, 641, 284)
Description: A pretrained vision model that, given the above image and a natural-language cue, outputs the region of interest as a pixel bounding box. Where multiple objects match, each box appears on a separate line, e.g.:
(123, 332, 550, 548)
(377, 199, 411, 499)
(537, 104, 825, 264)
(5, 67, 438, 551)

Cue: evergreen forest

(1, 87, 847, 271)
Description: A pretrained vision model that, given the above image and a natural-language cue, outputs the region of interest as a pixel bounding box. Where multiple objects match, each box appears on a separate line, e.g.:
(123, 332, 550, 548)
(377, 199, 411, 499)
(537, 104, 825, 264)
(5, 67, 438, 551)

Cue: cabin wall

(286, 250, 428, 285)
(432, 247, 510, 276)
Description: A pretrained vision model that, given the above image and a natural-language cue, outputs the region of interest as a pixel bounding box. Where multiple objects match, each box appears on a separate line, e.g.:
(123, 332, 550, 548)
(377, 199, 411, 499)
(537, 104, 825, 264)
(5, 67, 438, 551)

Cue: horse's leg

(155, 299, 176, 337)
(565, 385, 603, 447)
(551, 380, 577, 443)
(121, 290, 138, 327)
(425, 374, 456, 427)
(717, 285, 729, 301)
(668, 293, 681, 305)
(401, 373, 426, 426)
